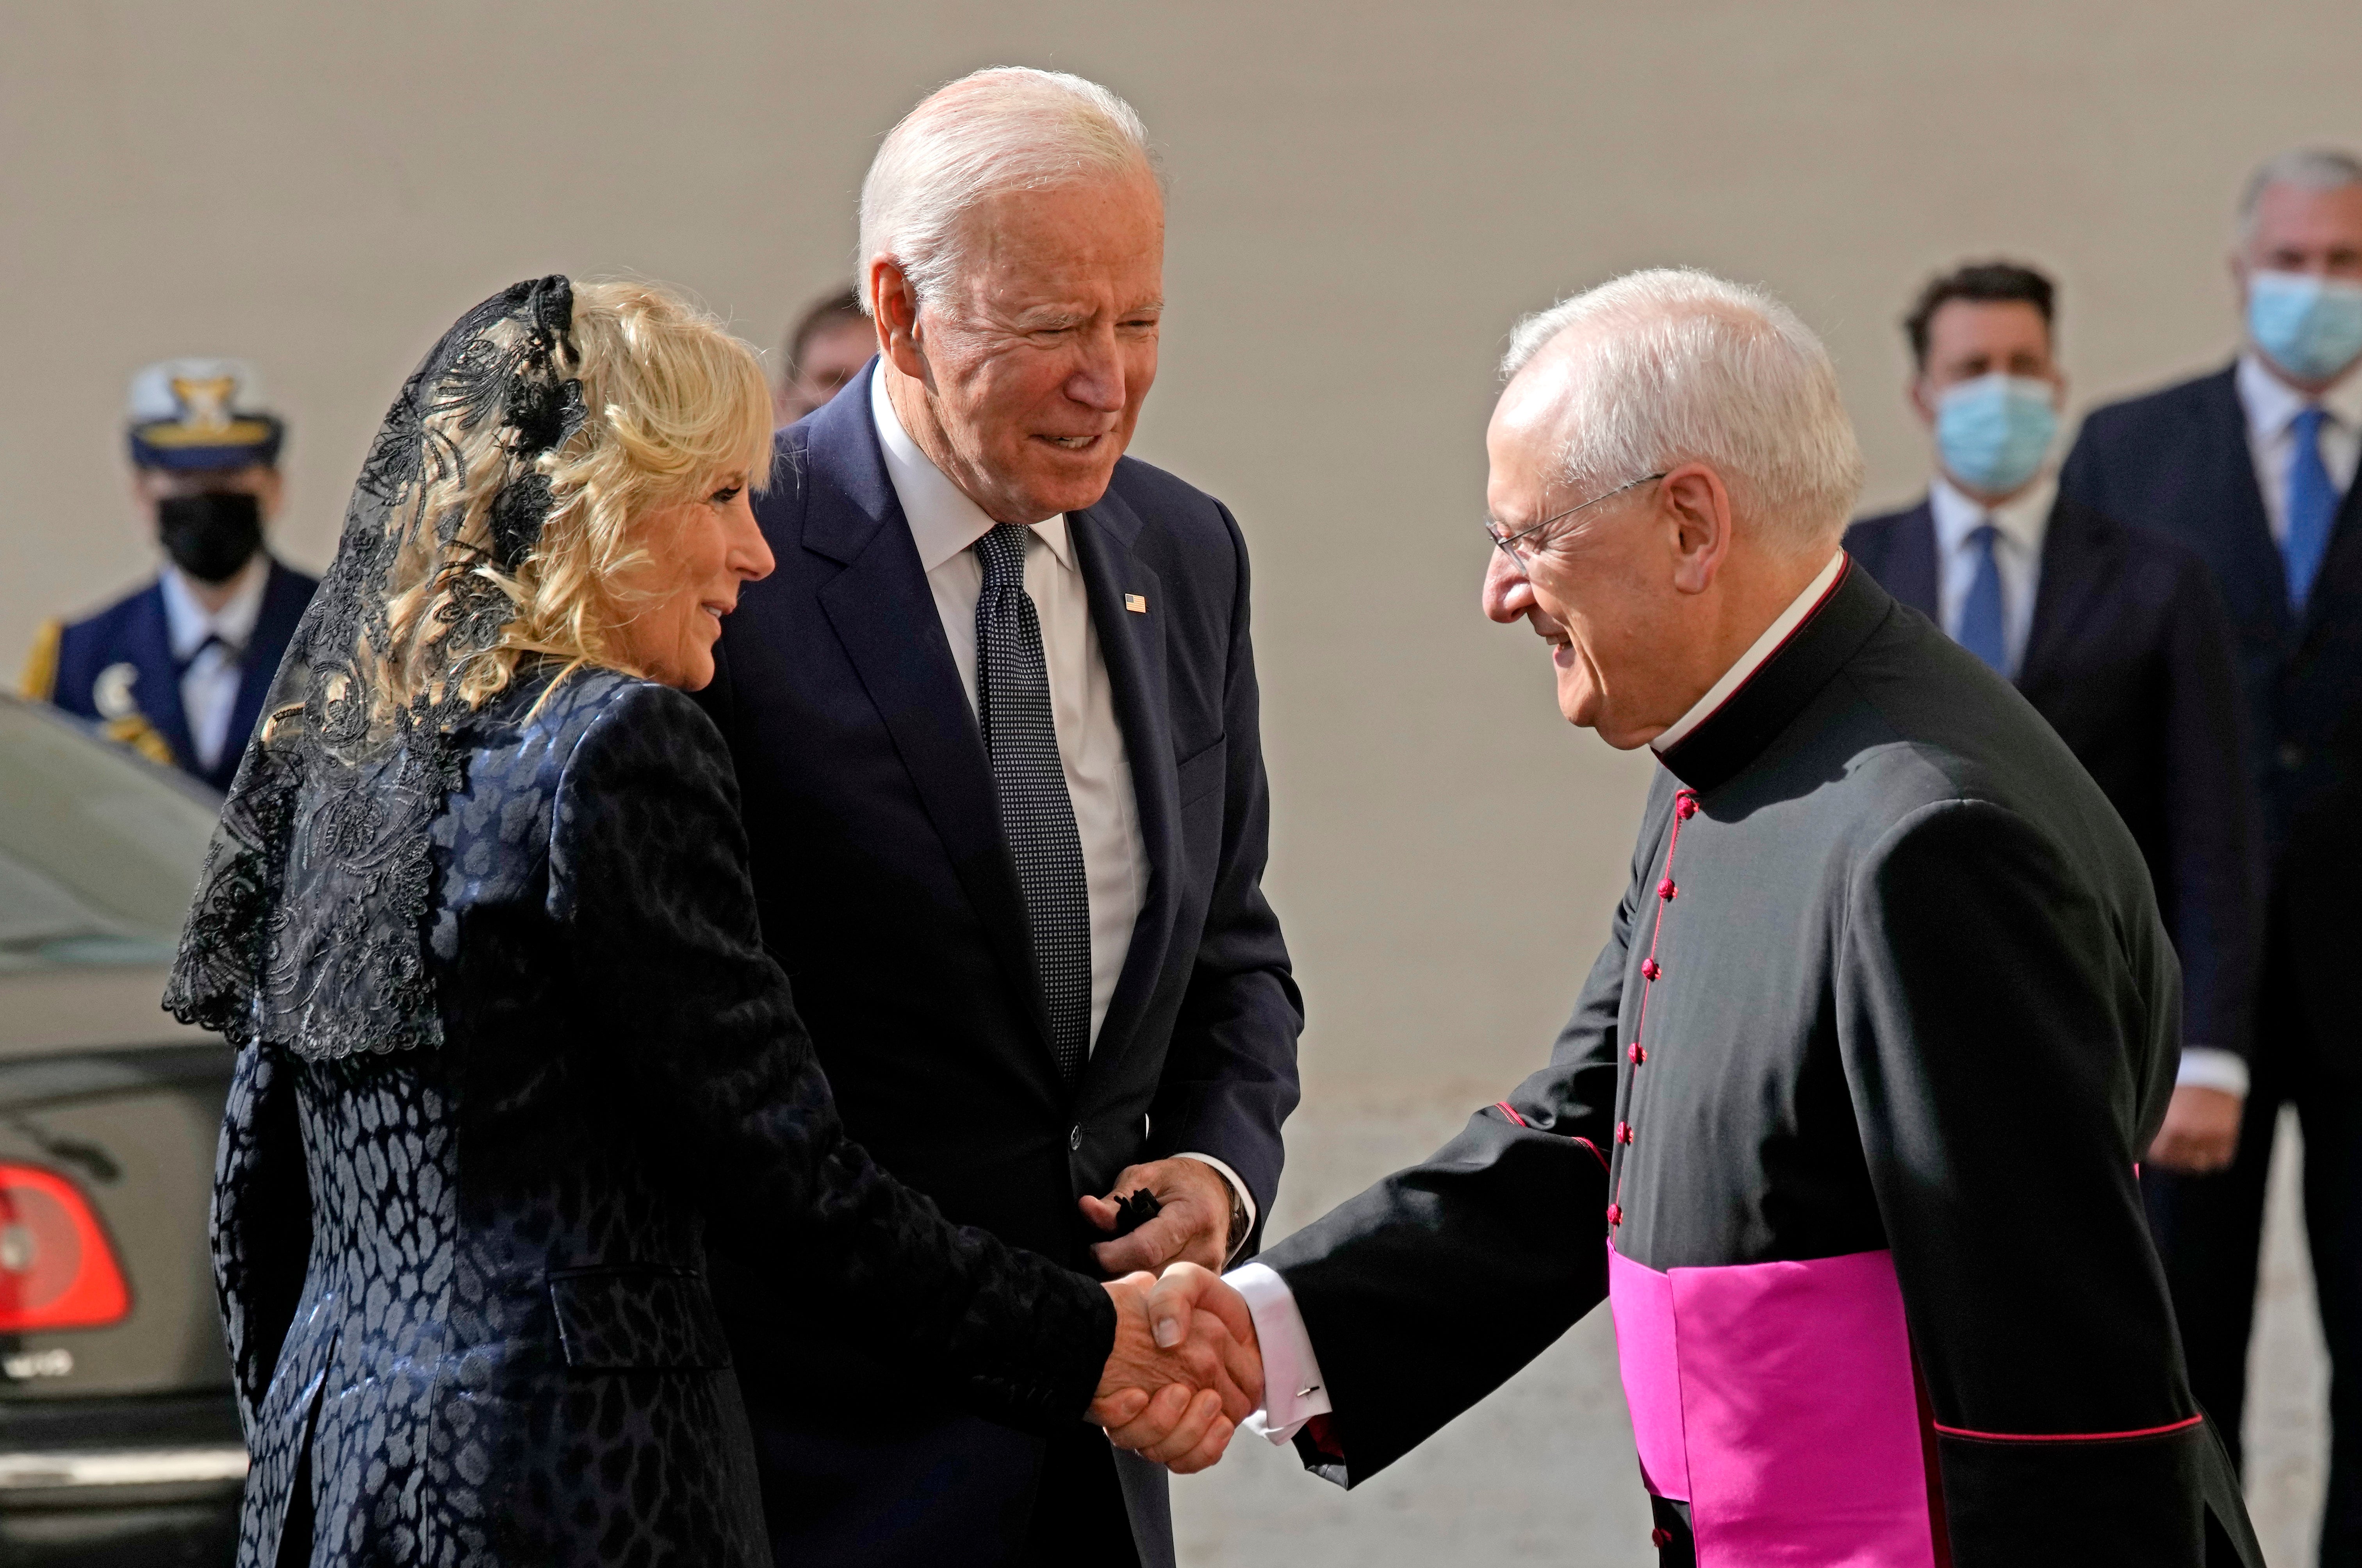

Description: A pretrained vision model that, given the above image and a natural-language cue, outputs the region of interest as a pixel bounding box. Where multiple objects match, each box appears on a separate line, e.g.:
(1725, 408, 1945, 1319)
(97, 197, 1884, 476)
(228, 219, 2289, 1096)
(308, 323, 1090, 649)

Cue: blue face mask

(2248, 271, 2362, 384)
(1934, 374, 2059, 498)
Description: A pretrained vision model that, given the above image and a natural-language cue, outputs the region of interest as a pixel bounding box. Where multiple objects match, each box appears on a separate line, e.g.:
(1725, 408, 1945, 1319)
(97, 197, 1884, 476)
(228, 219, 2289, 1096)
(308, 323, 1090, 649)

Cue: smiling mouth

(1038, 434, 1102, 451)
(701, 601, 734, 623)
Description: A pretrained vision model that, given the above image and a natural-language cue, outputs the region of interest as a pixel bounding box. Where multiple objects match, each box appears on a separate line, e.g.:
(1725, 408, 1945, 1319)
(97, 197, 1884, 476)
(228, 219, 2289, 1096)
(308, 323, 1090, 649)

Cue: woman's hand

(1088, 1269, 1263, 1473)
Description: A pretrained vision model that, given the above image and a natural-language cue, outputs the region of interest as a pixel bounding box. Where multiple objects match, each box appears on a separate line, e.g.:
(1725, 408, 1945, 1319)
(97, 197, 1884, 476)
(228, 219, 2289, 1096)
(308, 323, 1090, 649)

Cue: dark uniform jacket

(29, 559, 315, 792)
(2061, 365, 2362, 1069)
(212, 667, 1113, 1568)
(1846, 494, 2260, 1061)
(696, 366, 1302, 1564)
(1259, 562, 2260, 1568)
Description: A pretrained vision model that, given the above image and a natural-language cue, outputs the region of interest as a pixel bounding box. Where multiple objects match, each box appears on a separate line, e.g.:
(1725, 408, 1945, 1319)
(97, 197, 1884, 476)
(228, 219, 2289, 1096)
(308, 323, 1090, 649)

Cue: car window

(0, 699, 220, 973)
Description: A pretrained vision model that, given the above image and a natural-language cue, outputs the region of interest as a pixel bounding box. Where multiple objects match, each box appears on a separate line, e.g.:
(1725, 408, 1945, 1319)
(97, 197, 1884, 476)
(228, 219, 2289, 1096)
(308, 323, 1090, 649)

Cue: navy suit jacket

(2061, 364, 2362, 1064)
(46, 559, 316, 793)
(1846, 497, 2259, 1060)
(695, 371, 1302, 1559)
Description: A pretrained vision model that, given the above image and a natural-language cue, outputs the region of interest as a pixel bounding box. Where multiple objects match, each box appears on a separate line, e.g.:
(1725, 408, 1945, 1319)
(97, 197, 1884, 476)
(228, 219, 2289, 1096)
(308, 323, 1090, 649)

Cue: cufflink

(1124, 594, 1148, 613)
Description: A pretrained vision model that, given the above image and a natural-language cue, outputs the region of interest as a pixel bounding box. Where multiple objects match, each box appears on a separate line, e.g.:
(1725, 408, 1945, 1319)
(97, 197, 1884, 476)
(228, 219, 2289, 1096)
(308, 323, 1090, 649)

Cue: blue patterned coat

(211, 666, 1115, 1566)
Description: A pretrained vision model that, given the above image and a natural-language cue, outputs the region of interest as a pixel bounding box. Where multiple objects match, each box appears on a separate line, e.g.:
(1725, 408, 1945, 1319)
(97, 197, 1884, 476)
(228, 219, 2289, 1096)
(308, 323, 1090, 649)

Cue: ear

(1661, 463, 1735, 597)
(1906, 373, 1937, 426)
(868, 258, 927, 381)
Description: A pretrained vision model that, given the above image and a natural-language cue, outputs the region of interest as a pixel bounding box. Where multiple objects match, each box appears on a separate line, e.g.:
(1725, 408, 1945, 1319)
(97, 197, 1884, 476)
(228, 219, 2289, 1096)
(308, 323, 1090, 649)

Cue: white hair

(1499, 268, 1866, 556)
(858, 67, 1155, 313)
(2238, 147, 2362, 245)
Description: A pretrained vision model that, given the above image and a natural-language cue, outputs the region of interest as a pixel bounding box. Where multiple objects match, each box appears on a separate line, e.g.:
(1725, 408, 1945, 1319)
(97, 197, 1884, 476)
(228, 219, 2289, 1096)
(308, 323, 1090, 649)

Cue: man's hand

(1081, 1157, 1235, 1276)
(1089, 1269, 1263, 1474)
(2147, 1085, 2244, 1174)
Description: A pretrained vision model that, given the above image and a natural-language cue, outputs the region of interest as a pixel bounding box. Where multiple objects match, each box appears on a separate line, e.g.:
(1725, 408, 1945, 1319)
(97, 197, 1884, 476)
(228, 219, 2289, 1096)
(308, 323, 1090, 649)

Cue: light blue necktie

(1957, 522, 2008, 674)
(2285, 406, 2339, 611)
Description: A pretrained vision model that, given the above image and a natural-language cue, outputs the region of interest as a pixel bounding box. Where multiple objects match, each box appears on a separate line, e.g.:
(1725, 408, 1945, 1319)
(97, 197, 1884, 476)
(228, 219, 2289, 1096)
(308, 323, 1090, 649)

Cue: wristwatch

(1223, 1181, 1253, 1268)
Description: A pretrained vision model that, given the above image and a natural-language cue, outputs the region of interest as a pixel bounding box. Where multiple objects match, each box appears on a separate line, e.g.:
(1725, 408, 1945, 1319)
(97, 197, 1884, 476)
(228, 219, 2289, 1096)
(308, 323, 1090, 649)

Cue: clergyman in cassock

(1141, 269, 2263, 1567)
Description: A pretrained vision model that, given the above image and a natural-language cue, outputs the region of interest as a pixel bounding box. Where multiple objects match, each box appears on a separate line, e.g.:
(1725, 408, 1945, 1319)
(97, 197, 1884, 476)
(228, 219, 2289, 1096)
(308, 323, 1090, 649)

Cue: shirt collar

(158, 554, 269, 659)
(2237, 349, 2362, 438)
(867, 360, 1073, 574)
(1651, 548, 1847, 756)
(1928, 472, 2054, 559)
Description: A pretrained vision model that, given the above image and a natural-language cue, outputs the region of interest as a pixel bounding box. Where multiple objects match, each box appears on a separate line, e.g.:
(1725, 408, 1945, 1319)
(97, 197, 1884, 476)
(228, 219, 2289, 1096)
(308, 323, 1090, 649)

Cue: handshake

(1089, 1264, 1261, 1474)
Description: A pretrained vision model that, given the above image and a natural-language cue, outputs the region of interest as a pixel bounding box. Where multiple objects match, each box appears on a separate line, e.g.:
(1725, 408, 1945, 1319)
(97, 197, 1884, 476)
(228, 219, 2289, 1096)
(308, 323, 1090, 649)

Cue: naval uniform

(1244, 556, 2260, 1566)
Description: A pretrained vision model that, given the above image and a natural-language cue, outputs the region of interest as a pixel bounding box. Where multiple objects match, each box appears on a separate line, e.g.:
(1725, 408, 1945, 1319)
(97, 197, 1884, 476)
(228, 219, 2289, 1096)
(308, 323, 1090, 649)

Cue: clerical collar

(1654, 551, 1889, 794)
(1653, 550, 1846, 755)
(868, 359, 1075, 573)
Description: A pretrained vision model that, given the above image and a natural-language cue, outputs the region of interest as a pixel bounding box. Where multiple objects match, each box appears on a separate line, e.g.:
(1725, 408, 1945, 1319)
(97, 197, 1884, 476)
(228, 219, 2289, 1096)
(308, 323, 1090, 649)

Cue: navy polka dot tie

(974, 523, 1092, 1080)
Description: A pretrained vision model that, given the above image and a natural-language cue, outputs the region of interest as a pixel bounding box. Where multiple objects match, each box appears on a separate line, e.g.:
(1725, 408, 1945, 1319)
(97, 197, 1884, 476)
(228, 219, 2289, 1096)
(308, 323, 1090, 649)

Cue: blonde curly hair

(378, 280, 773, 716)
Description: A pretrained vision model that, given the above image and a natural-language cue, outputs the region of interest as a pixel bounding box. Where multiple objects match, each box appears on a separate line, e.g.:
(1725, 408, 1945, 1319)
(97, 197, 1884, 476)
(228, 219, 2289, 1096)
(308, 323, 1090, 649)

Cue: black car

(0, 695, 242, 1564)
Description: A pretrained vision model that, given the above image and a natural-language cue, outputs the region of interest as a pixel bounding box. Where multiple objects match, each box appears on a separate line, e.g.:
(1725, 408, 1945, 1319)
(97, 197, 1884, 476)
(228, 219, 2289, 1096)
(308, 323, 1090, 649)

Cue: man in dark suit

(1148, 268, 2259, 1565)
(21, 357, 316, 793)
(2060, 147, 2362, 1561)
(697, 67, 1301, 1568)
(1848, 260, 2260, 1182)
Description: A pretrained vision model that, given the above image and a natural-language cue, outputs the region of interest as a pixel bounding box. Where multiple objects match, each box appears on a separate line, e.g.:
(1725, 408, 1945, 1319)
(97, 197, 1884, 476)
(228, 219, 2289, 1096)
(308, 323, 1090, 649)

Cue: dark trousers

(2145, 957, 2362, 1566)
(750, 1406, 1142, 1567)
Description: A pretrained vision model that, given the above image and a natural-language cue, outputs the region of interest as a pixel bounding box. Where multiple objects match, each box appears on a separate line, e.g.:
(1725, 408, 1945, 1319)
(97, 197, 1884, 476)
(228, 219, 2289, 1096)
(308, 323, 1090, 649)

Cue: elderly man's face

(1480, 367, 1683, 746)
(899, 169, 1164, 522)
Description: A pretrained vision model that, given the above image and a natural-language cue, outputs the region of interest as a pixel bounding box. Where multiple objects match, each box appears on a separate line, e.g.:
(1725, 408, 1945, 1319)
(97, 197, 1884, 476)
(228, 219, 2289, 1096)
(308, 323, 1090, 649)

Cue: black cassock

(1260, 562, 2262, 1566)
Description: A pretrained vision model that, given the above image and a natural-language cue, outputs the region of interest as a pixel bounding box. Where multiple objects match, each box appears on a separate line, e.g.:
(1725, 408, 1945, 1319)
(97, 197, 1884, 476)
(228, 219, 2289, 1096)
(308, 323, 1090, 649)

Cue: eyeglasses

(1483, 472, 1666, 570)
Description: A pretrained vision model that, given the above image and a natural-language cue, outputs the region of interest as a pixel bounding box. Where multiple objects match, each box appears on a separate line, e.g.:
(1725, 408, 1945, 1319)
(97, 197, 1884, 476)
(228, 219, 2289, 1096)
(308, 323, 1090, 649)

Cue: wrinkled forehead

(1488, 345, 1589, 501)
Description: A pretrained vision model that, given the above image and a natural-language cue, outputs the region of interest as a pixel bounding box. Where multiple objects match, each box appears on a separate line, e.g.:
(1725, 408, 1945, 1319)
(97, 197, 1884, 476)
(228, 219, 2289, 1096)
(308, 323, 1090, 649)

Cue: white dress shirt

(2236, 351, 2362, 545)
(1235, 551, 1849, 1446)
(868, 365, 1256, 1232)
(1927, 473, 2052, 680)
(157, 554, 269, 772)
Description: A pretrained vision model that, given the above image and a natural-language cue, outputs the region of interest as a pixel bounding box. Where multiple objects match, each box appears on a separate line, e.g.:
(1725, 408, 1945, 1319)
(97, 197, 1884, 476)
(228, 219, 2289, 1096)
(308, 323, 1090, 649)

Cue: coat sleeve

(209, 1038, 312, 1441)
(1838, 796, 2243, 1566)
(1251, 825, 1643, 1486)
(1142, 501, 1305, 1253)
(2157, 553, 2262, 1061)
(551, 680, 1115, 1433)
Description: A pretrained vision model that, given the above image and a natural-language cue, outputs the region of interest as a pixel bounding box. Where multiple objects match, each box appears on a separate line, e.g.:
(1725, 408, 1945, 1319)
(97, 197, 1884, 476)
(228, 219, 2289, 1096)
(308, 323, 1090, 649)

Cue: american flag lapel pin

(1124, 593, 1148, 614)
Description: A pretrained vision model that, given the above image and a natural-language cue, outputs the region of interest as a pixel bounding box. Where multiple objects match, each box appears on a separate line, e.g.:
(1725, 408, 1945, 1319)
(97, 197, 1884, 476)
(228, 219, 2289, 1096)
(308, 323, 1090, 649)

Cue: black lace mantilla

(166, 277, 586, 1058)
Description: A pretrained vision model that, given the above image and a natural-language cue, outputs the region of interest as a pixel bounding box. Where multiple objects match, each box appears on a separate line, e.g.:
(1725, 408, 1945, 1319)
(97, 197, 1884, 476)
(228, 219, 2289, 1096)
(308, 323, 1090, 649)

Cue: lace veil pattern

(166, 277, 586, 1058)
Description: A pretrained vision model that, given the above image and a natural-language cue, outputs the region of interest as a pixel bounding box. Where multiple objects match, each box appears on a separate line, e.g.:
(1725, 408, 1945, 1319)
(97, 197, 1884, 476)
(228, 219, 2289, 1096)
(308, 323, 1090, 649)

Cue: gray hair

(1499, 269, 1866, 556)
(2238, 148, 2362, 245)
(858, 67, 1154, 314)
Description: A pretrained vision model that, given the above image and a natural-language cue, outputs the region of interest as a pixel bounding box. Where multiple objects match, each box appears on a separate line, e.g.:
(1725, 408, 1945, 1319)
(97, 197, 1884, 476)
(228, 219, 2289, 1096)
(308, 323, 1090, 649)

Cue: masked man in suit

(695, 68, 1302, 1568)
(1848, 260, 2260, 1184)
(1145, 268, 2260, 1567)
(22, 358, 316, 792)
(2060, 146, 2362, 1562)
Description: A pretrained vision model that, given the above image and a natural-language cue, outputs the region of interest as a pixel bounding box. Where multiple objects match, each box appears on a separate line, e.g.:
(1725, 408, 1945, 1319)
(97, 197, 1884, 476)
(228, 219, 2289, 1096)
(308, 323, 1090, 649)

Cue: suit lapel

(802, 382, 1054, 1052)
(215, 561, 309, 787)
(2021, 499, 2114, 690)
(125, 585, 196, 769)
(1881, 500, 1941, 620)
(2195, 368, 2294, 645)
(1065, 492, 1178, 1090)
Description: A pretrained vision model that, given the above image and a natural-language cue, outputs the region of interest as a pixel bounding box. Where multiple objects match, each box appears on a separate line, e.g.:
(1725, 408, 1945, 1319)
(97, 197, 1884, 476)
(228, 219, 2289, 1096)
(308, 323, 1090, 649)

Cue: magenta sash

(1607, 1244, 1938, 1566)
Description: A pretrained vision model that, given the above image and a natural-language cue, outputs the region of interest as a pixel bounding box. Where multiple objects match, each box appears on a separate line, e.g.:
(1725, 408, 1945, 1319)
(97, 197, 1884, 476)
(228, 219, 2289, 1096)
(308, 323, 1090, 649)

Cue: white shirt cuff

(2177, 1047, 2250, 1098)
(1174, 1152, 1257, 1256)
(1226, 1261, 1332, 1445)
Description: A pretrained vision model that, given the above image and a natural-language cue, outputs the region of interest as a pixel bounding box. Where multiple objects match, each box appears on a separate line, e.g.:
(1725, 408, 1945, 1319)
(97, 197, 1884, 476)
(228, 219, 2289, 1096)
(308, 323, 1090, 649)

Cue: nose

(727, 499, 775, 583)
(1064, 323, 1128, 415)
(1481, 547, 1535, 624)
